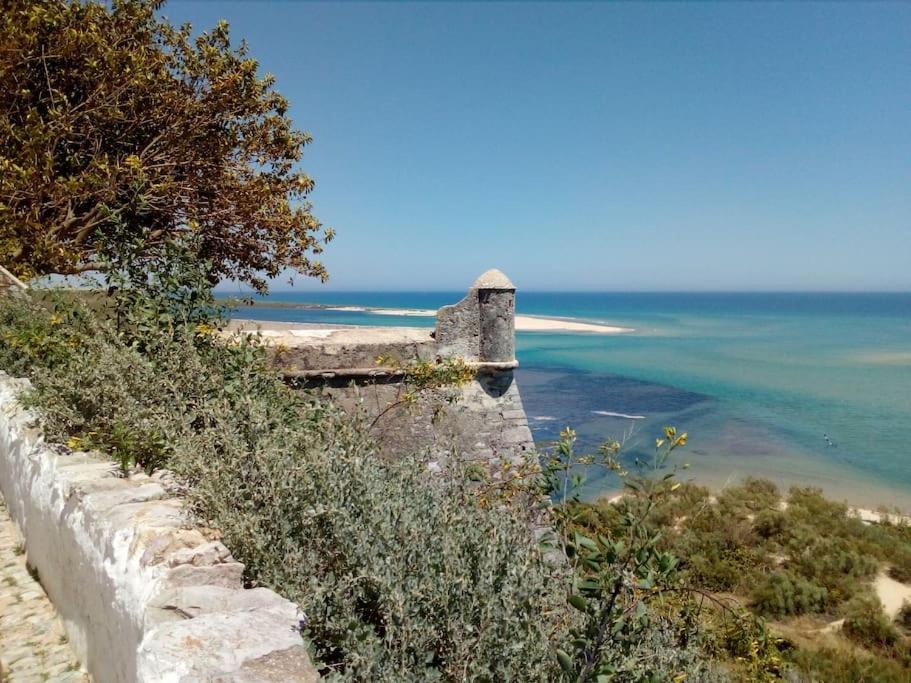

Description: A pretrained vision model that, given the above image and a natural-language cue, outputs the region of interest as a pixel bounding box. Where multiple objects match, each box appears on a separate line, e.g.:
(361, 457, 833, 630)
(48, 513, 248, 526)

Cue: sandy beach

(320, 306, 632, 334)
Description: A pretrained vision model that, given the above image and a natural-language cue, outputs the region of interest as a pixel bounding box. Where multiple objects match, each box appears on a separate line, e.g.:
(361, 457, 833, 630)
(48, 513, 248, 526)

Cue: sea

(223, 291, 911, 510)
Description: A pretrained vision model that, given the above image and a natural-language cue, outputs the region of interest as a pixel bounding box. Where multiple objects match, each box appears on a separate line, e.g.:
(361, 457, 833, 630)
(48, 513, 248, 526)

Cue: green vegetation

(0, 285, 567, 678)
(571, 476, 911, 680)
(789, 646, 911, 683)
(1, 0, 331, 290)
(1, 4, 908, 681)
(0, 277, 739, 680)
(3, 272, 909, 680)
(898, 601, 911, 632)
(842, 594, 900, 650)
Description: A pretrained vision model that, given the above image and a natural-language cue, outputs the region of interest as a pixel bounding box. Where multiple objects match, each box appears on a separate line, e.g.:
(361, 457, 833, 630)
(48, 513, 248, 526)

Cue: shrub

(888, 550, 911, 584)
(753, 509, 787, 540)
(0, 292, 96, 377)
(787, 537, 878, 606)
(177, 406, 567, 680)
(718, 477, 780, 513)
(586, 615, 727, 683)
(683, 539, 764, 593)
(898, 601, 911, 632)
(842, 594, 899, 650)
(750, 570, 828, 618)
(790, 646, 911, 683)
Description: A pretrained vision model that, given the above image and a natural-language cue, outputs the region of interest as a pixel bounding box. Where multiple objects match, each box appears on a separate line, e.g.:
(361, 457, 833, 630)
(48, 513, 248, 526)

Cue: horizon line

(215, 288, 911, 295)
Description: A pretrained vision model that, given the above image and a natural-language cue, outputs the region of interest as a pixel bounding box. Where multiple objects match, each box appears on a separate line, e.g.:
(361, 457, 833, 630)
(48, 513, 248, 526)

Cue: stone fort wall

(241, 269, 536, 472)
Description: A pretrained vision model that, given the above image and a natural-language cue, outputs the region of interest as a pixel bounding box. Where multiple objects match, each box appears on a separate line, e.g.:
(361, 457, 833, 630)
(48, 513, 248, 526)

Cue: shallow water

(225, 291, 911, 509)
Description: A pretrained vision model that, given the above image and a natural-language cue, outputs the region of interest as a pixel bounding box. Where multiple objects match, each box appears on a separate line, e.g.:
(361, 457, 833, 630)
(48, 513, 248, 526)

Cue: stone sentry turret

(254, 269, 534, 468)
(435, 268, 517, 366)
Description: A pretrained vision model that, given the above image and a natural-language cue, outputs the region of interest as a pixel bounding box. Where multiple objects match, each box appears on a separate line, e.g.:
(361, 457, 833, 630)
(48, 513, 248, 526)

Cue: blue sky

(163, 2, 911, 292)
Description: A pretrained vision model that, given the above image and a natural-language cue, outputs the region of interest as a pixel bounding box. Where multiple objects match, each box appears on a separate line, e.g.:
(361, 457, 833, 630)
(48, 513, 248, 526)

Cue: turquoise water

(225, 292, 911, 509)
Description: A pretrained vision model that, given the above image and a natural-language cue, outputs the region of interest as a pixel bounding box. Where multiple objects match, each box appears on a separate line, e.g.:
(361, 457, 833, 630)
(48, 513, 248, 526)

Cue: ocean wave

(592, 410, 645, 420)
(532, 416, 558, 421)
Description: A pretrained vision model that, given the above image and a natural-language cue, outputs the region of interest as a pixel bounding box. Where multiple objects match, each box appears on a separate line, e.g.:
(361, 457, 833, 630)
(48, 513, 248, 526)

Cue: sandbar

(514, 315, 632, 334)
(245, 305, 633, 334)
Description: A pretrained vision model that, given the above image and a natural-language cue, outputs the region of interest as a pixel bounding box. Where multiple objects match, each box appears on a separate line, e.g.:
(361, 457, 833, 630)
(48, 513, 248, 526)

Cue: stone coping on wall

(0, 373, 319, 683)
(226, 320, 438, 373)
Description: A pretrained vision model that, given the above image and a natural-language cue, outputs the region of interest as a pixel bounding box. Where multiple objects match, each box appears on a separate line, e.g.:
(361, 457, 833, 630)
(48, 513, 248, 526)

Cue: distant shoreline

(578, 459, 911, 516)
(223, 299, 633, 334)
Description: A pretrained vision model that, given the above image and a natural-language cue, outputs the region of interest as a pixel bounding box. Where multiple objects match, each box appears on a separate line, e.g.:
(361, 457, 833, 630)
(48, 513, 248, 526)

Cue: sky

(162, 2, 911, 292)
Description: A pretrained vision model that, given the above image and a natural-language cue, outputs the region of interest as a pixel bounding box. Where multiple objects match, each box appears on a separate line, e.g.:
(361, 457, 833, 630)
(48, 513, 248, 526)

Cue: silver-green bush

(180, 406, 567, 680)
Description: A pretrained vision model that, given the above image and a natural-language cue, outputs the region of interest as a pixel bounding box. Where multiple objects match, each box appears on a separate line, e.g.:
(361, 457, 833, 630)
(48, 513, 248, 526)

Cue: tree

(0, 0, 332, 292)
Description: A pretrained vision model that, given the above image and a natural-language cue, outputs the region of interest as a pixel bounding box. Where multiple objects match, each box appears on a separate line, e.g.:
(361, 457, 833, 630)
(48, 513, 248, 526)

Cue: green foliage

(0, 290, 567, 680)
(897, 601, 911, 632)
(183, 419, 565, 681)
(749, 570, 829, 618)
(719, 477, 781, 512)
(790, 646, 911, 683)
(1, 0, 331, 291)
(0, 294, 253, 473)
(543, 427, 736, 681)
(0, 291, 95, 376)
(567, 471, 911, 679)
(4, 259, 909, 680)
(369, 355, 477, 431)
(887, 548, 911, 584)
(105, 232, 228, 334)
(699, 609, 787, 682)
(394, 356, 477, 391)
(842, 594, 899, 650)
(578, 475, 909, 619)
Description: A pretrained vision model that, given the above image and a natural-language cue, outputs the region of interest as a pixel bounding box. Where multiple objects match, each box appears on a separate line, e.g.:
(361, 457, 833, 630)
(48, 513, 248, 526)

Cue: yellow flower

(194, 323, 216, 337)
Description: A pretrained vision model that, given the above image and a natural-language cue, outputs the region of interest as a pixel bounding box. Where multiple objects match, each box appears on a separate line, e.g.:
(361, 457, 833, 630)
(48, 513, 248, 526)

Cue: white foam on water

(592, 410, 646, 420)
